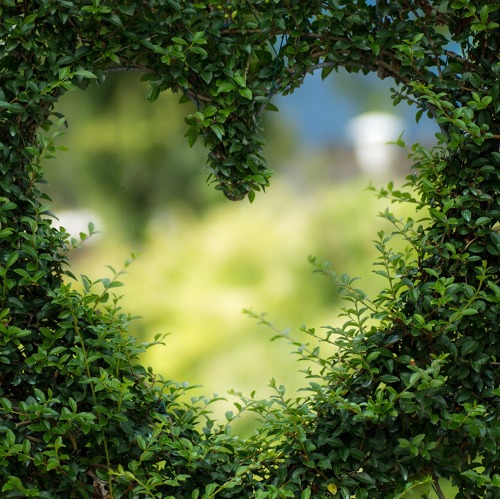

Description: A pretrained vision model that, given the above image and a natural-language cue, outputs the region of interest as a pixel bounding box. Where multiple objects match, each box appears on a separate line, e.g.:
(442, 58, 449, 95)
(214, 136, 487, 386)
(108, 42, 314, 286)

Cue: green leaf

(218, 82, 236, 93)
(136, 434, 146, 451)
(356, 489, 369, 499)
(461, 339, 479, 356)
(184, 127, 199, 147)
(171, 37, 187, 45)
(200, 70, 213, 84)
(239, 87, 253, 100)
(412, 434, 425, 445)
(424, 268, 440, 278)
(475, 216, 491, 225)
(265, 102, 279, 112)
(190, 46, 208, 56)
(0, 398, 13, 411)
(74, 69, 97, 79)
(339, 447, 349, 461)
(274, 17, 286, 30)
(204, 483, 217, 495)
(192, 31, 206, 44)
(5, 251, 19, 268)
(203, 106, 217, 118)
(69, 398, 77, 412)
(232, 74, 246, 87)
(23, 13, 38, 24)
(58, 66, 71, 80)
(6, 429, 16, 446)
(209, 123, 225, 140)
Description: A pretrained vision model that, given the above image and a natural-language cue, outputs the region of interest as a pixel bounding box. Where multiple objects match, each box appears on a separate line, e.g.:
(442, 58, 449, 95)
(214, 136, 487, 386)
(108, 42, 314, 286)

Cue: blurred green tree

(46, 73, 215, 241)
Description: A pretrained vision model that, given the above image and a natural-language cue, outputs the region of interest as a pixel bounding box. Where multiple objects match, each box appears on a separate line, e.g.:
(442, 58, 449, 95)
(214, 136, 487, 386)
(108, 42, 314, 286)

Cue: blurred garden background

(43, 69, 436, 427)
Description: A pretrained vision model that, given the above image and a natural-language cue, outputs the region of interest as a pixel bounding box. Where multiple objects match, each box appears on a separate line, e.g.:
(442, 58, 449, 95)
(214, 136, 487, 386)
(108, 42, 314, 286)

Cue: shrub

(0, 1, 498, 497)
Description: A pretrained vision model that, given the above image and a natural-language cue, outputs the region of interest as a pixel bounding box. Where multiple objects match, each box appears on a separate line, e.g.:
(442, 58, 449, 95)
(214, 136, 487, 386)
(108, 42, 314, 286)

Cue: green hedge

(0, 1, 498, 497)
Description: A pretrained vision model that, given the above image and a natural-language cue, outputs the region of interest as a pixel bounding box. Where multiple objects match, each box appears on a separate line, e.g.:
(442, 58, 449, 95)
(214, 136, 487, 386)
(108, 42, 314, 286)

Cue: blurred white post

(348, 112, 404, 175)
(55, 209, 103, 245)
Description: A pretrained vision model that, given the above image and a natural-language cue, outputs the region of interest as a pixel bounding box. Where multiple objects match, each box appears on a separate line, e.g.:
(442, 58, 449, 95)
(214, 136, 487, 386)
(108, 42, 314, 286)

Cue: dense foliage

(0, 1, 498, 498)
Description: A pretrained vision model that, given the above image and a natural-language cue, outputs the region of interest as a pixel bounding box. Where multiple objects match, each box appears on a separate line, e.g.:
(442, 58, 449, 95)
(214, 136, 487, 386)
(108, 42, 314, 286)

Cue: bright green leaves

(185, 106, 226, 146)
(239, 87, 253, 100)
(470, 4, 500, 32)
(57, 67, 98, 90)
(171, 31, 208, 57)
(209, 122, 224, 141)
(216, 75, 252, 100)
(397, 434, 438, 459)
(217, 81, 236, 94)
(189, 31, 208, 56)
(467, 91, 494, 111)
(232, 73, 253, 100)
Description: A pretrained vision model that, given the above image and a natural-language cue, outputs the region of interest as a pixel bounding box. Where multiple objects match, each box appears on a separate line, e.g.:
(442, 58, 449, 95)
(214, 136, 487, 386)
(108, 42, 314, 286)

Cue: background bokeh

(43, 69, 434, 422)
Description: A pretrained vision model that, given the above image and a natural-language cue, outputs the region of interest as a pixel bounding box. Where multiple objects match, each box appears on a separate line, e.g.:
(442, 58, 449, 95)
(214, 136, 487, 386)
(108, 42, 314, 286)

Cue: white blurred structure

(55, 209, 103, 245)
(348, 112, 404, 175)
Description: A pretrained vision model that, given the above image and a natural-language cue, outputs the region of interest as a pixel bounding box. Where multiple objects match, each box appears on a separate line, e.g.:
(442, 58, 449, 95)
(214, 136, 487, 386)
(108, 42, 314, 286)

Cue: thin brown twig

(432, 474, 446, 499)
(104, 65, 152, 74)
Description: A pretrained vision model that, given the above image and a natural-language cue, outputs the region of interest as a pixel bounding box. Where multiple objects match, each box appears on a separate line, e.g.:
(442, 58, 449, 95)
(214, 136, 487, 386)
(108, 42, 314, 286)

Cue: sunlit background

(43, 69, 436, 422)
